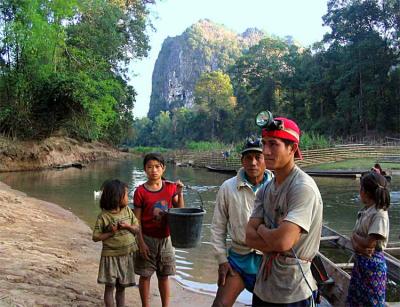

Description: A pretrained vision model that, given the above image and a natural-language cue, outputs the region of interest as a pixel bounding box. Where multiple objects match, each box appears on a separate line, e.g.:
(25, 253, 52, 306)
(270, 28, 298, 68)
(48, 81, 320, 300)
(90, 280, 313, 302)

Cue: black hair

(100, 179, 112, 191)
(374, 163, 383, 172)
(360, 172, 390, 210)
(143, 152, 165, 168)
(282, 139, 295, 147)
(100, 179, 128, 211)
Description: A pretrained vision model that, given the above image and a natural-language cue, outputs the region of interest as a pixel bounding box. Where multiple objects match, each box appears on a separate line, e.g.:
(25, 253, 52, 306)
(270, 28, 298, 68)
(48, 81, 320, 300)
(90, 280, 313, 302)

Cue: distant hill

(147, 19, 266, 119)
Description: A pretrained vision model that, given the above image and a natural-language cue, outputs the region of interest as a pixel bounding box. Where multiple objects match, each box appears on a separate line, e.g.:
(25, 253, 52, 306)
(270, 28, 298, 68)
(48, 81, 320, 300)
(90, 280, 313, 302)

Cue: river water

(1, 159, 399, 304)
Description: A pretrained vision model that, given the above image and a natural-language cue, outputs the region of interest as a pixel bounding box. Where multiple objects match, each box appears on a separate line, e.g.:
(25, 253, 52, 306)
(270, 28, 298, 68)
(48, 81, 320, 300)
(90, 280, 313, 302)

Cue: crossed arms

(245, 217, 302, 253)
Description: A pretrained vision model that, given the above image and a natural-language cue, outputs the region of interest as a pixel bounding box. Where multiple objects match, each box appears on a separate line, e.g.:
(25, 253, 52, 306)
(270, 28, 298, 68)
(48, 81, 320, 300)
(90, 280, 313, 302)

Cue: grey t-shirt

(251, 165, 323, 303)
(353, 205, 389, 250)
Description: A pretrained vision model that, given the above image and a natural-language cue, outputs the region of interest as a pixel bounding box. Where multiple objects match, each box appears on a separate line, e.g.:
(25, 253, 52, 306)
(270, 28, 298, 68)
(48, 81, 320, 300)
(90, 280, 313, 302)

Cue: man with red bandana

(246, 116, 323, 306)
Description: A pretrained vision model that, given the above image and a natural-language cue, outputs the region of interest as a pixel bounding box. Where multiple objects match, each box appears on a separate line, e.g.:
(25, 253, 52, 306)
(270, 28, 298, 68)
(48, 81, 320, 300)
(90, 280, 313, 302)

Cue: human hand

(108, 223, 118, 234)
(257, 224, 269, 240)
(118, 221, 129, 230)
(175, 180, 184, 194)
(129, 224, 140, 234)
(217, 262, 236, 287)
(118, 222, 139, 234)
(351, 233, 374, 257)
(139, 242, 150, 260)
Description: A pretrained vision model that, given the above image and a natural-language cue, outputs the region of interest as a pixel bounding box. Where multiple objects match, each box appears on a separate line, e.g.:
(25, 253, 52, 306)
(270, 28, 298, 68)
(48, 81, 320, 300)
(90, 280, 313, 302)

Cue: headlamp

(255, 110, 283, 131)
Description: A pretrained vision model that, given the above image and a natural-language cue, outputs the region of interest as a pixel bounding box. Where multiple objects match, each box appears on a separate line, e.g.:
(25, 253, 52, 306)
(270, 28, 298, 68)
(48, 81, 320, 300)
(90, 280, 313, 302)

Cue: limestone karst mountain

(147, 19, 265, 119)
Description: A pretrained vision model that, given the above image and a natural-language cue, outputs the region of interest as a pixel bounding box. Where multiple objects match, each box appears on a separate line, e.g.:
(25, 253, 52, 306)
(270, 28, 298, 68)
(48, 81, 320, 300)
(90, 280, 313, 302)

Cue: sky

(130, 0, 330, 118)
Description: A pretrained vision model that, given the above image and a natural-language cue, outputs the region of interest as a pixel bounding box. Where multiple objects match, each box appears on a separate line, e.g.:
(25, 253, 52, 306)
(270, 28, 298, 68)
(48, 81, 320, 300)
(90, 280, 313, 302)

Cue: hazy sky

(130, 0, 330, 118)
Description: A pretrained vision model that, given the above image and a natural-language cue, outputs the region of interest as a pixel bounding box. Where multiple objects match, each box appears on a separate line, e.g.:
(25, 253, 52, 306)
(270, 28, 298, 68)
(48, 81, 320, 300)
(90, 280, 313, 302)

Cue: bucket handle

(185, 185, 204, 211)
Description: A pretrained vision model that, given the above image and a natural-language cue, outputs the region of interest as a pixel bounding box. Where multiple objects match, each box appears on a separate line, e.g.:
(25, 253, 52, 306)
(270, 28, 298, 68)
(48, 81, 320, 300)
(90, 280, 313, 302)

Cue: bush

(185, 141, 228, 151)
(130, 146, 169, 154)
(300, 132, 331, 150)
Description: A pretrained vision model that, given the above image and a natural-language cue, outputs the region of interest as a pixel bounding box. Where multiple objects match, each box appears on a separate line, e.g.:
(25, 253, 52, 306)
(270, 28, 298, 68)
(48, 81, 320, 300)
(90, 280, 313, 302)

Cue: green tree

(194, 71, 235, 140)
(152, 111, 174, 147)
(229, 37, 297, 137)
(131, 117, 153, 146)
(0, 0, 154, 142)
(322, 0, 399, 134)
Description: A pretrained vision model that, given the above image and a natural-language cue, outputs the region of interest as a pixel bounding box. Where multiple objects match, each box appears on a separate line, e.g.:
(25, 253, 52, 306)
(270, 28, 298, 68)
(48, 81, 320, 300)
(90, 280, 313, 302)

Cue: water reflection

(1, 160, 399, 305)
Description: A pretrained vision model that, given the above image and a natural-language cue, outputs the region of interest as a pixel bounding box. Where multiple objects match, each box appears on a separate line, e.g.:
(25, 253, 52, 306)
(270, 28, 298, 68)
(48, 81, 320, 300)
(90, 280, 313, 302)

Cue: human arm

(352, 211, 388, 256)
(172, 180, 184, 208)
(245, 217, 269, 252)
(351, 232, 379, 256)
(210, 184, 236, 285)
(256, 221, 302, 253)
(210, 184, 230, 264)
(119, 210, 140, 234)
(217, 262, 236, 286)
(118, 222, 140, 234)
(247, 180, 318, 253)
(245, 185, 272, 252)
(133, 207, 150, 260)
(92, 221, 118, 242)
(246, 218, 301, 254)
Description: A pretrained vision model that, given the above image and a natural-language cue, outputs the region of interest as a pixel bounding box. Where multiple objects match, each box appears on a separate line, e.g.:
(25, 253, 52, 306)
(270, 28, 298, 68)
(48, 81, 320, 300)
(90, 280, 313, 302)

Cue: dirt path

(0, 181, 222, 307)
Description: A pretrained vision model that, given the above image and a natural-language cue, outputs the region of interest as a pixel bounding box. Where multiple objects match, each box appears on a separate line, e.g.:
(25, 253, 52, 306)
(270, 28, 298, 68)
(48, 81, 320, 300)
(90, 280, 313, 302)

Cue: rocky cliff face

(148, 19, 265, 119)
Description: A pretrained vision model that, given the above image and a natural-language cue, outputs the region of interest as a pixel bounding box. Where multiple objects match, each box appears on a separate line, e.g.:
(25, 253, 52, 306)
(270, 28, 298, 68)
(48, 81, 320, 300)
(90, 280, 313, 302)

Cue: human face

(144, 159, 165, 181)
(120, 188, 129, 207)
(359, 185, 374, 207)
(262, 136, 296, 171)
(241, 151, 266, 180)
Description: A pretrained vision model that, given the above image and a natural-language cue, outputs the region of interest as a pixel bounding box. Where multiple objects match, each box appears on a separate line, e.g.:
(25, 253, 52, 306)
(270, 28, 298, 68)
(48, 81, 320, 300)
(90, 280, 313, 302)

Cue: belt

(263, 253, 312, 280)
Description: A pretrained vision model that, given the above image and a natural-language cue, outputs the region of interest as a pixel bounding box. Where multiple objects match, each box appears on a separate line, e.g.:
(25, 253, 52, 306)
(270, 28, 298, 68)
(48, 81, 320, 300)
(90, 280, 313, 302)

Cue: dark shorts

(134, 235, 175, 277)
(228, 250, 262, 292)
(252, 291, 318, 307)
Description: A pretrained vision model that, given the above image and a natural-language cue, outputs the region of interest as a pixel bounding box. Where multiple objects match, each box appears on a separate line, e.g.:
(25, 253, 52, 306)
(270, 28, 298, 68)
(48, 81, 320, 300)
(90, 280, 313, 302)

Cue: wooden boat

(317, 251, 350, 306)
(54, 162, 85, 169)
(360, 171, 392, 182)
(318, 225, 400, 305)
(205, 165, 237, 175)
(306, 171, 362, 178)
(305, 170, 392, 181)
(321, 225, 400, 282)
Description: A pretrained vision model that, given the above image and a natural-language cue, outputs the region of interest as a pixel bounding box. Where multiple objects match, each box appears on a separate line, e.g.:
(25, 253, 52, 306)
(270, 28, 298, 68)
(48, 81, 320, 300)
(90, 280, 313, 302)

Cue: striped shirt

(93, 206, 139, 257)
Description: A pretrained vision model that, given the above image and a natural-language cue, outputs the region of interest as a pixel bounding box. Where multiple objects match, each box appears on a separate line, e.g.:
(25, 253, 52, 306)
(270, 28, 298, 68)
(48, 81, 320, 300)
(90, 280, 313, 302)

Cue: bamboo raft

(319, 225, 400, 306)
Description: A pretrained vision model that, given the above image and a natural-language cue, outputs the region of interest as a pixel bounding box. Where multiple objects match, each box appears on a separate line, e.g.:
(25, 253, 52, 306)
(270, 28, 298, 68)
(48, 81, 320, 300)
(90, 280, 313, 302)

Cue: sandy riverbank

(0, 181, 228, 307)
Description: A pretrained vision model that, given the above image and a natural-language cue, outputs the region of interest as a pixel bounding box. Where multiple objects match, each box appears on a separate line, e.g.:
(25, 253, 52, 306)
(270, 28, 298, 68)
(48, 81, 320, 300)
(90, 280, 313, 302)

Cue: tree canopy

(131, 0, 400, 148)
(0, 0, 154, 142)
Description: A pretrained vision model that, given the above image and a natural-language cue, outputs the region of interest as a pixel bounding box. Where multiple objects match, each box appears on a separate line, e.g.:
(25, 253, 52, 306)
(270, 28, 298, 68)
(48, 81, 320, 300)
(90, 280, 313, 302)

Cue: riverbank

(0, 181, 222, 307)
(0, 136, 130, 172)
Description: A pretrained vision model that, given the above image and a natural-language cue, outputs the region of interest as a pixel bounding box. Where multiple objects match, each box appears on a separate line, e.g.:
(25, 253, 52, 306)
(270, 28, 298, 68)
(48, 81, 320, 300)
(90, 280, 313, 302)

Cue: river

(1, 159, 399, 304)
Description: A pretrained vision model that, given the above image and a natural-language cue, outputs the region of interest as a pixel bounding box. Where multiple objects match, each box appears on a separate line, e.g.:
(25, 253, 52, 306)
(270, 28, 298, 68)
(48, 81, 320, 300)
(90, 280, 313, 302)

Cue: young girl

(93, 179, 139, 307)
(347, 171, 390, 306)
(133, 152, 184, 307)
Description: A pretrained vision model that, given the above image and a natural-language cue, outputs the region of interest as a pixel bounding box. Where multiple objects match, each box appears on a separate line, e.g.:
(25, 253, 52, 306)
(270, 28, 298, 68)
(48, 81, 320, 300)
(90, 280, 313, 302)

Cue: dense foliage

(132, 0, 399, 149)
(1, 0, 399, 148)
(0, 0, 154, 143)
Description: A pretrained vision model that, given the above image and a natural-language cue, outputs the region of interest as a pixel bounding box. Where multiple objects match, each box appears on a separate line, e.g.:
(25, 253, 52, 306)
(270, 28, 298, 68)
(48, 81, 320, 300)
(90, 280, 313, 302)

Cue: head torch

(255, 110, 284, 131)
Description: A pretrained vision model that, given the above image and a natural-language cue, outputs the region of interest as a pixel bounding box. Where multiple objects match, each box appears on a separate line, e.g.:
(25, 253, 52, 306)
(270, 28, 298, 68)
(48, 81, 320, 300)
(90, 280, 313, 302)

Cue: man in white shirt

(211, 138, 273, 307)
